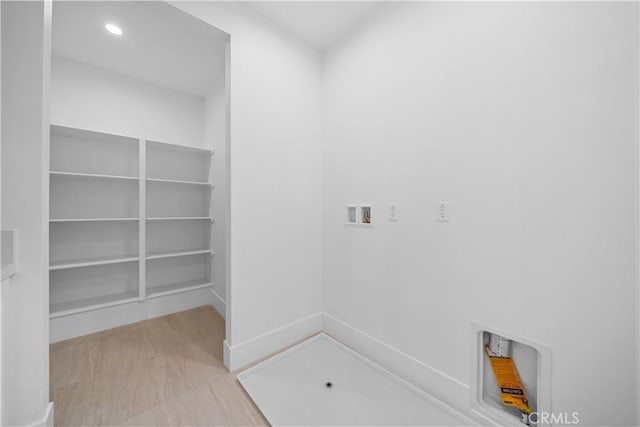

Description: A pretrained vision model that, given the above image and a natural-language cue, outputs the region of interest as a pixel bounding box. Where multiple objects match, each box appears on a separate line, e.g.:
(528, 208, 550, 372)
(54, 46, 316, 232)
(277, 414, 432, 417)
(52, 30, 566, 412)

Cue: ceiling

(246, 2, 381, 50)
(52, 1, 228, 97)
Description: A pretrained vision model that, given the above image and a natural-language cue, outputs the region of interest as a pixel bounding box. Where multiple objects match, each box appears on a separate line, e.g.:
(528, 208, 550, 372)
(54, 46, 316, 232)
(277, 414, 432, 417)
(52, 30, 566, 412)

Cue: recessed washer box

(345, 204, 373, 227)
(470, 323, 551, 426)
(359, 204, 372, 226)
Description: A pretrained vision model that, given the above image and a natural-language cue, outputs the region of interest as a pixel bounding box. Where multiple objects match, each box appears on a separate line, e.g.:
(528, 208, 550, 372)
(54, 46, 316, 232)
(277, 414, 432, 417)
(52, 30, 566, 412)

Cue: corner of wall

(29, 402, 54, 427)
(226, 313, 323, 372)
(210, 289, 225, 319)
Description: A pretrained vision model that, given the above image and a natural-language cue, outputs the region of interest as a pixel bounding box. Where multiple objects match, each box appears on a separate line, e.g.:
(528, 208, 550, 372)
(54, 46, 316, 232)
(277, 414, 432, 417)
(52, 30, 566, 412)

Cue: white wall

(323, 2, 638, 426)
(204, 72, 227, 314)
(172, 2, 323, 368)
(51, 56, 205, 146)
(1, 1, 52, 424)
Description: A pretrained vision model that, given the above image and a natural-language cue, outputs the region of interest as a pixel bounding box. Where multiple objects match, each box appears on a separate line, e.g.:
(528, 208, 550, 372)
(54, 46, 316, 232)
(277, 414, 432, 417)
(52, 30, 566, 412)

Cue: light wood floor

(50, 306, 269, 426)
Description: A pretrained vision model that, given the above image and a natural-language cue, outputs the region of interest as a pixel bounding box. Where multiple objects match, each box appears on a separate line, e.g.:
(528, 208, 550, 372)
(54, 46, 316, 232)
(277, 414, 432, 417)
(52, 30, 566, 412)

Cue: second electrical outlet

(437, 201, 450, 222)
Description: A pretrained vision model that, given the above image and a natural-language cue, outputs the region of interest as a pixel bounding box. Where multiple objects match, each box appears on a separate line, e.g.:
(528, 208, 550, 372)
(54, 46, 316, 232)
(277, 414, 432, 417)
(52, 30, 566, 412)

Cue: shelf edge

(50, 256, 139, 271)
(146, 283, 213, 300)
(49, 296, 138, 318)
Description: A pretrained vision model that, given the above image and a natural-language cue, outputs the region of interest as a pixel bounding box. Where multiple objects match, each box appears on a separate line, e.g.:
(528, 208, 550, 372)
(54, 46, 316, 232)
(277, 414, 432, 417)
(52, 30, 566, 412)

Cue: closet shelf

(50, 255, 139, 271)
(146, 249, 214, 261)
(148, 140, 213, 155)
(147, 249, 214, 259)
(146, 216, 213, 221)
(50, 217, 139, 223)
(146, 177, 214, 187)
(50, 291, 139, 318)
(50, 170, 138, 181)
(146, 280, 212, 299)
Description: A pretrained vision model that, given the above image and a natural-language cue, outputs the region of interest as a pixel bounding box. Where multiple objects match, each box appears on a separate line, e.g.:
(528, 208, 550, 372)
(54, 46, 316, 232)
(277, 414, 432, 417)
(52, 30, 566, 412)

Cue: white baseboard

(225, 312, 322, 371)
(322, 312, 491, 425)
(223, 339, 232, 370)
(30, 402, 54, 427)
(50, 287, 215, 342)
(210, 288, 225, 319)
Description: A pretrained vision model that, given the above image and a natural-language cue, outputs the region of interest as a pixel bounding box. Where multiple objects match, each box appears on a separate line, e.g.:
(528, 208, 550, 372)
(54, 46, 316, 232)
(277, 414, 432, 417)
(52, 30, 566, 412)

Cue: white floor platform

(237, 334, 475, 426)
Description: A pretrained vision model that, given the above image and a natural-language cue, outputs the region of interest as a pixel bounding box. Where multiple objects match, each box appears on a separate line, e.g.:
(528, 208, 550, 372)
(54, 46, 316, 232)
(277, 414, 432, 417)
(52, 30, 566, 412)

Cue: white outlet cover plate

(389, 203, 398, 221)
(437, 201, 450, 222)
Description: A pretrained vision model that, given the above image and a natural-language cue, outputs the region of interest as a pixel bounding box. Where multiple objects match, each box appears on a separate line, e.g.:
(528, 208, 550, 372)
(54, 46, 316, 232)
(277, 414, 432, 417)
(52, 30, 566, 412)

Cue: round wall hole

(325, 381, 333, 389)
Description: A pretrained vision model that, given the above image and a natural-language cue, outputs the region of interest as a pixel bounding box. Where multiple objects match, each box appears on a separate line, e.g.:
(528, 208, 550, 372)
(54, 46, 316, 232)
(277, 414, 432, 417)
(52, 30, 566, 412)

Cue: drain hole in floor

(325, 382, 333, 389)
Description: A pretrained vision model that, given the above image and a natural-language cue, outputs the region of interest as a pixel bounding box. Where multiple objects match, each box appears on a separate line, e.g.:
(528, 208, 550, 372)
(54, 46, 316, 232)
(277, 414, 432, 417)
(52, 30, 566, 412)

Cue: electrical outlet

(437, 201, 450, 222)
(389, 203, 398, 221)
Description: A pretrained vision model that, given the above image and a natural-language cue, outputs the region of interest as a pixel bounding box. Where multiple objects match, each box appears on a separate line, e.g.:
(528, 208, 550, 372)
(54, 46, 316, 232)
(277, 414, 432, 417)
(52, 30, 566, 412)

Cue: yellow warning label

(485, 346, 532, 415)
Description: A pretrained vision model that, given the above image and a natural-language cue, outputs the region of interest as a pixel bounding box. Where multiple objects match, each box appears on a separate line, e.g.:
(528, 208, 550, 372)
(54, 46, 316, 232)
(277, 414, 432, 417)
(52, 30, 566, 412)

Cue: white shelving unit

(49, 125, 214, 321)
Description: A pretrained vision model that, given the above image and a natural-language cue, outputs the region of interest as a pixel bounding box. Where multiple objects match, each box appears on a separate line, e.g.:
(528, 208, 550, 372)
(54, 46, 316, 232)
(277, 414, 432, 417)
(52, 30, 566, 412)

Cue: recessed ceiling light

(105, 23, 123, 36)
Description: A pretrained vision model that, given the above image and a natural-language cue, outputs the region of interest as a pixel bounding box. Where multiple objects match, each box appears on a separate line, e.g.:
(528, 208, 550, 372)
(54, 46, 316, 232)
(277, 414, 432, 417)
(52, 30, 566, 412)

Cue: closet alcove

(49, 1, 229, 342)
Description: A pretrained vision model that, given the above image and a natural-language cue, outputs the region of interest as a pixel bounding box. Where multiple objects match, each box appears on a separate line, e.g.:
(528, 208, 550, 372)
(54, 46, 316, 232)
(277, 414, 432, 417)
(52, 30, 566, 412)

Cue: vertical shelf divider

(139, 138, 146, 301)
(208, 149, 215, 299)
